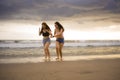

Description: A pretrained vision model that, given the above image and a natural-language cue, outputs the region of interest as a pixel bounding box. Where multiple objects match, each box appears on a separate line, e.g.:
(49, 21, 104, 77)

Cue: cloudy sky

(0, 0, 120, 40)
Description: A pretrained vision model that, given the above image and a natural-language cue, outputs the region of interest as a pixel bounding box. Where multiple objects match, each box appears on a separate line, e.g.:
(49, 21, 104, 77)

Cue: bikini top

(42, 31, 49, 37)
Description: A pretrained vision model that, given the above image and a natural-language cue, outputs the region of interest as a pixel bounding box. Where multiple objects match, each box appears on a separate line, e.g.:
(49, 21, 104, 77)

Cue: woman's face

(55, 24, 58, 28)
(42, 24, 46, 29)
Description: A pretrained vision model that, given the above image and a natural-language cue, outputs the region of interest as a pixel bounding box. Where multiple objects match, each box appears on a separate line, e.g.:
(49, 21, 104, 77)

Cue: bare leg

(44, 42, 50, 60)
(47, 48, 50, 59)
(56, 41, 60, 60)
(44, 45, 47, 60)
(59, 43, 64, 60)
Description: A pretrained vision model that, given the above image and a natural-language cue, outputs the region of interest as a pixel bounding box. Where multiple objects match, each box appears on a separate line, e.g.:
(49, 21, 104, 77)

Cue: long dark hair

(39, 22, 51, 35)
(55, 22, 64, 32)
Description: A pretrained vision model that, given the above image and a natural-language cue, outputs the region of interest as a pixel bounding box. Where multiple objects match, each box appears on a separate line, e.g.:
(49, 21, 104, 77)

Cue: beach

(0, 47, 120, 80)
(0, 40, 120, 80)
(0, 59, 120, 80)
(0, 0, 120, 79)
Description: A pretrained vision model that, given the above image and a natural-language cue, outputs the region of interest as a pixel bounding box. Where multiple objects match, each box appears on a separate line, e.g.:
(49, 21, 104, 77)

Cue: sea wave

(0, 40, 120, 48)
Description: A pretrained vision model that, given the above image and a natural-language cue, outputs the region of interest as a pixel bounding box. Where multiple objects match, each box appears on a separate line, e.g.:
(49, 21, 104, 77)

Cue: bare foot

(59, 58, 63, 61)
(47, 58, 51, 61)
(56, 58, 59, 61)
(43, 58, 47, 61)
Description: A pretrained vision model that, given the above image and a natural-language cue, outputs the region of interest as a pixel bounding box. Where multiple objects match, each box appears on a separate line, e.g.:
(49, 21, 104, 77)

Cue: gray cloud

(0, 0, 120, 40)
(0, 0, 119, 22)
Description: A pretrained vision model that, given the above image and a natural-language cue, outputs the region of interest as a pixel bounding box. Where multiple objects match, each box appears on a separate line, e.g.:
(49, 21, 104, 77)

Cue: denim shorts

(56, 38, 64, 43)
(43, 38, 51, 45)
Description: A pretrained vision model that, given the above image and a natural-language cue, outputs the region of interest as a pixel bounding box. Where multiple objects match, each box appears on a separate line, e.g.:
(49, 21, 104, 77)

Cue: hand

(50, 35, 54, 38)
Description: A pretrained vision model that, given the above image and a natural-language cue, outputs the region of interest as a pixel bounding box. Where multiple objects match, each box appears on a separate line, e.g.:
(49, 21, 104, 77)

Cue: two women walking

(39, 22, 64, 61)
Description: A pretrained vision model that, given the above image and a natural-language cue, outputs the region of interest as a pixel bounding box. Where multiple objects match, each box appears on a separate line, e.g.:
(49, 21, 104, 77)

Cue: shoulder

(54, 28, 56, 30)
(54, 29, 57, 32)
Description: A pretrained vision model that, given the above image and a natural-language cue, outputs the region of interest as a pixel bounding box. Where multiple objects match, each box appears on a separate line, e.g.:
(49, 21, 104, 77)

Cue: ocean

(0, 40, 120, 48)
(0, 40, 120, 63)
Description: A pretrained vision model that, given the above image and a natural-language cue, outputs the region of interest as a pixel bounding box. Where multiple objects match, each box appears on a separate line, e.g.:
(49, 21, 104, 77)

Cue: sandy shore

(0, 59, 120, 80)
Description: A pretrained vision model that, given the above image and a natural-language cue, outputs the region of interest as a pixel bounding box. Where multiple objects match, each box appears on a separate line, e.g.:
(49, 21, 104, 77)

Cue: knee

(44, 47, 48, 51)
(56, 46, 59, 49)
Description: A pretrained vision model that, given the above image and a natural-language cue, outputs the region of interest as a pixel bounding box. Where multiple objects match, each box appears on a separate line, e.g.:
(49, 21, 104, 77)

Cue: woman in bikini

(39, 22, 52, 61)
(53, 22, 64, 61)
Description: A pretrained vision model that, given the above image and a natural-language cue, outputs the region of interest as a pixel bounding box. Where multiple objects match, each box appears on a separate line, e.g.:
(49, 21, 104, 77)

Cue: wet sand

(0, 59, 120, 80)
(0, 54, 120, 63)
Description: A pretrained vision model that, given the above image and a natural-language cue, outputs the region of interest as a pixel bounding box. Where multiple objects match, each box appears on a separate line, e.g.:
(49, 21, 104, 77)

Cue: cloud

(0, 0, 120, 40)
(0, 0, 120, 32)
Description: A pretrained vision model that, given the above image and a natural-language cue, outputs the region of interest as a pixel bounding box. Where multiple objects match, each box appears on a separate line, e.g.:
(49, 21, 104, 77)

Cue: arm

(53, 29, 56, 37)
(46, 30, 53, 38)
(39, 27, 41, 36)
(54, 29, 56, 36)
